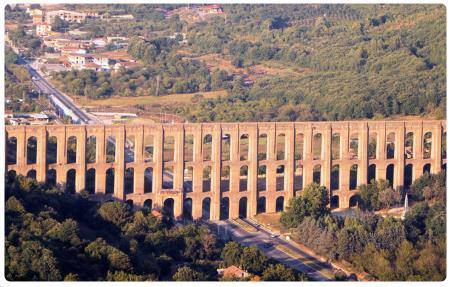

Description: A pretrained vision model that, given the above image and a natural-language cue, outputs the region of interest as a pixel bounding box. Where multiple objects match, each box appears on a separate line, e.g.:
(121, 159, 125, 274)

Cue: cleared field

(184, 53, 308, 82)
(74, 90, 227, 108)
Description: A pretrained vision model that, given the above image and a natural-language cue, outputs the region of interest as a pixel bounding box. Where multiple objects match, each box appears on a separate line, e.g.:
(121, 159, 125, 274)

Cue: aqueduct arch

(5, 120, 446, 220)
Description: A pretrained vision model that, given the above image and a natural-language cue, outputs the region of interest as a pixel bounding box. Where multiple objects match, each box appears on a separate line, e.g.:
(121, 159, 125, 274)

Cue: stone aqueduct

(5, 120, 447, 220)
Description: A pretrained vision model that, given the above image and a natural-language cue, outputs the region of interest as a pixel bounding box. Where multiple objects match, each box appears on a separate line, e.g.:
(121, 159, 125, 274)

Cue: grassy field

(74, 90, 227, 108)
(254, 212, 286, 234)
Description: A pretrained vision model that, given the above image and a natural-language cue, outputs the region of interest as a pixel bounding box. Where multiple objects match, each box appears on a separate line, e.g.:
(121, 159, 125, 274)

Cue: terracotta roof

(84, 62, 101, 68)
(151, 210, 163, 218)
(218, 265, 249, 278)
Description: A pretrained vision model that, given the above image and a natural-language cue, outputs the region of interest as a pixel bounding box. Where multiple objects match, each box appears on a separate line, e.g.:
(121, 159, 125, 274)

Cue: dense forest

(5, 175, 307, 281)
(280, 172, 446, 281)
(42, 4, 446, 122)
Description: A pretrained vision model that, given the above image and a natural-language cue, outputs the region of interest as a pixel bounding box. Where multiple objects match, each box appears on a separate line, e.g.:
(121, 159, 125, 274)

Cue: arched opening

(349, 133, 359, 160)
(126, 200, 133, 209)
(221, 165, 230, 192)
(203, 166, 211, 192)
(313, 164, 321, 184)
(46, 169, 56, 187)
(368, 132, 377, 159)
(257, 165, 266, 191)
(423, 163, 431, 174)
(220, 197, 229, 220)
(240, 134, 249, 161)
(257, 197, 266, 214)
(330, 195, 339, 209)
(313, 133, 322, 160)
(332, 133, 340, 160)
(386, 164, 395, 188)
(86, 135, 96, 164)
(203, 134, 212, 161)
(404, 164, 413, 190)
(331, 165, 339, 191)
(386, 132, 395, 159)
(164, 135, 174, 162)
(276, 165, 284, 191)
(183, 166, 193, 193)
(124, 167, 134, 194)
(125, 135, 135, 163)
(106, 136, 116, 163)
(221, 133, 230, 161)
(144, 135, 154, 162)
(86, 168, 96, 194)
(6, 137, 17, 165)
(240, 165, 248, 192)
(7, 170, 17, 183)
(163, 166, 174, 189)
(144, 199, 152, 209)
(144, 167, 153, 193)
(27, 169, 36, 180)
(163, 198, 174, 218)
(183, 198, 193, 221)
(349, 194, 361, 208)
(258, 133, 267, 160)
(105, 168, 115, 194)
(239, 197, 247, 218)
(276, 196, 284, 212)
(184, 134, 193, 162)
(294, 163, 303, 191)
(202, 197, 211, 220)
(368, 164, 376, 183)
(27, 136, 37, 164)
(350, 164, 358, 190)
(66, 169, 76, 194)
(46, 136, 57, 164)
(295, 133, 304, 160)
(423, 132, 432, 159)
(276, 133, 285, 160)
(405, 132, 414, 159)
(67, 136, 77, 164)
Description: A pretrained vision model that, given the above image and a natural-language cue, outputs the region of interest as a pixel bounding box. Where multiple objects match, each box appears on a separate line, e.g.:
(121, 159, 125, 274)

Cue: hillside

(173, 4, 446, 122)
(8, 4, 446, 122)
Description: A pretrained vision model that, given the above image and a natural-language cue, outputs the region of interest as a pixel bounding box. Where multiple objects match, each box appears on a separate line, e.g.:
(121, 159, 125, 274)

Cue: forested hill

(173, 4, 446, 122)
(28, 4, 445, 122)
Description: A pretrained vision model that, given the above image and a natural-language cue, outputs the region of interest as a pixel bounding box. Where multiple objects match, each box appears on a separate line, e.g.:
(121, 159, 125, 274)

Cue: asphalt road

(8, 43, 97, 124)
(214, 219, 336, 281)
(26, 62, 96, 124)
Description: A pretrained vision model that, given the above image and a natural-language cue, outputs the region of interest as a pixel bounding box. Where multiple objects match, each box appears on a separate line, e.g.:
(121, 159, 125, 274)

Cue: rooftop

(217, 265, 250, 278)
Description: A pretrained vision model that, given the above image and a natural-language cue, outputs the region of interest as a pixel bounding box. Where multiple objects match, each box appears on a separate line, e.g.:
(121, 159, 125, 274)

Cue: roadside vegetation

(5, 174, 306, 281)
(5, 48, 42, 113)
(280, 172, 446, 281)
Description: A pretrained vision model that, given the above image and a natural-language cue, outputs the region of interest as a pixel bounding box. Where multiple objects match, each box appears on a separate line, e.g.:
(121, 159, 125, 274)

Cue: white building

(35, 23, 52, 36)
(45, 10, 87, 23)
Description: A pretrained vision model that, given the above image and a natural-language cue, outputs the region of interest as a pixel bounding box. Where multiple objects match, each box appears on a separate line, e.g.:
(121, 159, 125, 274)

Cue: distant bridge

(5, 120, 446, 220)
